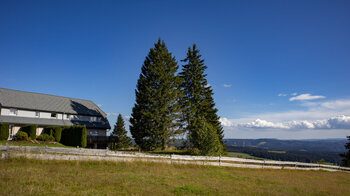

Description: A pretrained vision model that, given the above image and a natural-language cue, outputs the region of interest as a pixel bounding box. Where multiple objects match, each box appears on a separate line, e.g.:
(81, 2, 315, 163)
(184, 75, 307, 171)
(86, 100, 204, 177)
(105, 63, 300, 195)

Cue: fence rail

(1, 145, 349, 172)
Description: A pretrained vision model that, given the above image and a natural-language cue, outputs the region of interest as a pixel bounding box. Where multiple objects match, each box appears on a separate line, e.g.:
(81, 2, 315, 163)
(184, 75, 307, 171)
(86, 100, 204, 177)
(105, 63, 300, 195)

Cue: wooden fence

(1, 145, 349, 172)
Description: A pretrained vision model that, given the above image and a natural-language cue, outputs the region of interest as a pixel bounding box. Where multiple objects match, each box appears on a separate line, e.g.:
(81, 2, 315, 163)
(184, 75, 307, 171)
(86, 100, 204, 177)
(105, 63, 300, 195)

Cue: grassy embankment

(1, 157, 349, 195)
(0, 140, 71, 148)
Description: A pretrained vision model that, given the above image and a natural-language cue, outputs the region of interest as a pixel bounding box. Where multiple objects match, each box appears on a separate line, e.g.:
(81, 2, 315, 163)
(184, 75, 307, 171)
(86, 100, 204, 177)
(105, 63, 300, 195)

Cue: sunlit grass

(0, 140, 72, 148)
(227, 152, 263, 159)
(1, 158, 349, 195)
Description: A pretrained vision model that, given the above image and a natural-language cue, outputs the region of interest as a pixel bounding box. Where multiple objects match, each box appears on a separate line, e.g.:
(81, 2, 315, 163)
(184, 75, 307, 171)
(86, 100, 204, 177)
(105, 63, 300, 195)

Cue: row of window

(7, 108, 101, 122)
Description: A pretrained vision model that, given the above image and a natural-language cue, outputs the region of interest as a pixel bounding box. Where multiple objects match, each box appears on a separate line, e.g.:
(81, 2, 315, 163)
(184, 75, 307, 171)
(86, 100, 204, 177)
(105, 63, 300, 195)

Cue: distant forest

(224, 139, 347, 165)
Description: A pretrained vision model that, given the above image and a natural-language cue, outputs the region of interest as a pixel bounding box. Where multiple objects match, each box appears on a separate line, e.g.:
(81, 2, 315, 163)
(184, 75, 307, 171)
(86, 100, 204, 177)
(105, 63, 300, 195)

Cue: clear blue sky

(1, 0, 350, 139)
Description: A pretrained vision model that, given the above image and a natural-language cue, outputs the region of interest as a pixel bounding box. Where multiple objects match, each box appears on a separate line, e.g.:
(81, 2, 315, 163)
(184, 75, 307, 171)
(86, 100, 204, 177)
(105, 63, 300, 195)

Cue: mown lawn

(1, 158, 350, 195)
(0, 140, 72, 148)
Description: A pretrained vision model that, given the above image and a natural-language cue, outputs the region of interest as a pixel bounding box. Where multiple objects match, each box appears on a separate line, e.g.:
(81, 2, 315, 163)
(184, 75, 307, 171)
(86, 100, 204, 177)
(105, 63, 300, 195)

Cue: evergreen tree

(130, 39, 182, 151)
(112, 114, 132, 149)
(188, 116, 223, 155)
(341, 136, 350, 167)
(180, 44, 225, 154)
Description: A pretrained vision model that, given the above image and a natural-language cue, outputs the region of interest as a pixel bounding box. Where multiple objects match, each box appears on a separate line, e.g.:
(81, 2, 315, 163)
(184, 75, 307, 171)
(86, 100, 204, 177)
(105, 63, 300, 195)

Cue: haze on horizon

(0, 0, 349, 139)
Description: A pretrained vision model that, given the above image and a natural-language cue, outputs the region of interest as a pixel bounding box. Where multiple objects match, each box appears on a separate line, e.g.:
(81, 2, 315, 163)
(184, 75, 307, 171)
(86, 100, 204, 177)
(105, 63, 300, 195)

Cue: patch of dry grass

(0, 158, 349, 195)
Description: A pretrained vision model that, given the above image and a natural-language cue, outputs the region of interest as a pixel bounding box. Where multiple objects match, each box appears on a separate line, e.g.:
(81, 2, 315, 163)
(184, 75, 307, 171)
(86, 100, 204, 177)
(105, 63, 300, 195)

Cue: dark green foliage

(130, 39, 182, 150)
(60, 125, 87, 147)
(111, 114, 132, 150)
(19, 125, 37, 140)
(37, 133, 55, 141)
(0, 123, 9, 140)
(54, 127, 62, 142)
(180, 44, 224, 155)
(15, 131, 28, 141)
(43, 126, 62, 142)
(341, 136, 350, 167)
(188, 116, 223, 155)
(42, 127, 54, 136)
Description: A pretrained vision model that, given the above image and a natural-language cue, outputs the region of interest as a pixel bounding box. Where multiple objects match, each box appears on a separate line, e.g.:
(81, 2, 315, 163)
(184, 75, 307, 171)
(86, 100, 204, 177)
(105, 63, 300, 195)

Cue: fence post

(2, 142, 9, 159)
(106, 147, 109, 156)
(219, 154, 221, 166)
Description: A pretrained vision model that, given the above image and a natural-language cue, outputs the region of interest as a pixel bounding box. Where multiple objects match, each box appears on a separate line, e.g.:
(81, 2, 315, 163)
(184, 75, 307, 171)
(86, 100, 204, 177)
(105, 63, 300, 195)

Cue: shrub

(15, 131, 28, 141)
(0, 123, 9, 140)
(19, 125, 37, 140)
(60, 125, 87, 147)
(42, 126, 62, 142)
(42, 127, 54, 136)
(37, 133, 55, 141)
(53, 127, 62, 142)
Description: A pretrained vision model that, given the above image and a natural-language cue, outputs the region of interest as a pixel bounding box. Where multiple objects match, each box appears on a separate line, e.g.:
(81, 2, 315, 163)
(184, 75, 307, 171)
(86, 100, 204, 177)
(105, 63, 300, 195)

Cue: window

(9, 109, 18, 116)
(51, 113, 57, 118)
(35, 111, 40, 117)
(90, 130, 99, 136)
(90, 116, 97, 121)
(66, 114, 71, 119)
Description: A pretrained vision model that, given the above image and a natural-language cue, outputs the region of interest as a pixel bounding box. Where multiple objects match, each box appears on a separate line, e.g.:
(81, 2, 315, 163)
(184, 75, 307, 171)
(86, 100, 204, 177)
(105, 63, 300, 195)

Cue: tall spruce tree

(130, 39, 182, 151)
(111, 114, 132, 150)
(180, 44, 225, 155)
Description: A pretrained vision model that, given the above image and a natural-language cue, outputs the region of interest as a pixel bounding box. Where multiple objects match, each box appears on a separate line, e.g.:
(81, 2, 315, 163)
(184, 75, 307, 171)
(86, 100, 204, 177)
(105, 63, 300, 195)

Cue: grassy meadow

(0, 140, 71, 148)
(1, 157, 350, 195)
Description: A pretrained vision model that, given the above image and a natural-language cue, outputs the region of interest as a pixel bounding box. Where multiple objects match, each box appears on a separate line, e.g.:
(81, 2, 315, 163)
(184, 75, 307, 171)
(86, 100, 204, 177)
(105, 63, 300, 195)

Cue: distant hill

(224, 138, 347, 152)
(224, 138, 348, 164)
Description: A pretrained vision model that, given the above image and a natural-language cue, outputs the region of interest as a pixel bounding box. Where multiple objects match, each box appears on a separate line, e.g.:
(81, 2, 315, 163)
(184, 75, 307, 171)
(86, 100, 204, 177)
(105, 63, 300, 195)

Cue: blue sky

(1, 0, 350, 139)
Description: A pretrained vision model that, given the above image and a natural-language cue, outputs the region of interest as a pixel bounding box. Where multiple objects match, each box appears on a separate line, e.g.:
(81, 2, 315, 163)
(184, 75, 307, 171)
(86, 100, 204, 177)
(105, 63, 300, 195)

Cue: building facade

(0, 88, 110, 139)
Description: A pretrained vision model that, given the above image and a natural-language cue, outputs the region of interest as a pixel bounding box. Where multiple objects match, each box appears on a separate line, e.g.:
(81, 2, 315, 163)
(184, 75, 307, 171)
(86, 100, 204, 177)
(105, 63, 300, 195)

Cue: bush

(53, 127, 62, 142)
(37, 133, 55, 141)
(60, 125, 87, 147)
(42, 127, 54, 136)
(42, 126, 62, 142)
(15, 131, 28, 141)
(19, 125, 37, 140)
(0, 123, 9, 140)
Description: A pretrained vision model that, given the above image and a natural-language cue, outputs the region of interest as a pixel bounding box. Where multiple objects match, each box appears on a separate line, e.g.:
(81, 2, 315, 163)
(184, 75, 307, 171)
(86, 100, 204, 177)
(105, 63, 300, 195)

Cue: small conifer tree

(112, 114, 132, 150)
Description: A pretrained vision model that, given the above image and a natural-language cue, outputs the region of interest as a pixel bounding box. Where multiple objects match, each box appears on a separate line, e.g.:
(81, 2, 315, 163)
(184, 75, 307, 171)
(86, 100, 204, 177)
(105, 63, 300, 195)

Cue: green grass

(1, 158, 349, 195)
(149, 149, 191, 155)
(227, 152, 264, 160)
(0, 140, 72, 148)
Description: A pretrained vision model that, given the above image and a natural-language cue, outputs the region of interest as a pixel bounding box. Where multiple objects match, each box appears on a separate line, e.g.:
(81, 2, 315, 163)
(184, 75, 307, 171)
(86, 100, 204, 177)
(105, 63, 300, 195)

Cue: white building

(0, 88, 110, 139)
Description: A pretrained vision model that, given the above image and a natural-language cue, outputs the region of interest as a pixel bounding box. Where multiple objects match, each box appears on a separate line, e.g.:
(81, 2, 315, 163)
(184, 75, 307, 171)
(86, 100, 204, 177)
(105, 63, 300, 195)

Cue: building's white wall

(12, 126, 21, 136)
(57, 113, 63, 119)
(18, 110, 36, 118)
(1, 108, 11, 115)
(40, 112, 52, 119)
(1, 107, 103, 123)
(36, 127, 44, 136)
(64, 114, 70, 120)
(71, 115, 93, 122)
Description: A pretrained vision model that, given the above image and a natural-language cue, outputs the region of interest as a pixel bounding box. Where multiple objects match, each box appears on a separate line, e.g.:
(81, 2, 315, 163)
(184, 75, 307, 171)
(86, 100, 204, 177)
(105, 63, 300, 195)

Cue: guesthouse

(0, 88, 110, 140)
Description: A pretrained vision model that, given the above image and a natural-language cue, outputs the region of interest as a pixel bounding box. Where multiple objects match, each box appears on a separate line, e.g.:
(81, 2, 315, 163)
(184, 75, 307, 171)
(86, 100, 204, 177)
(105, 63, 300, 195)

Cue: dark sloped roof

(0, 116, 111, 129)
(0, 88, 107, 117)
